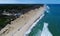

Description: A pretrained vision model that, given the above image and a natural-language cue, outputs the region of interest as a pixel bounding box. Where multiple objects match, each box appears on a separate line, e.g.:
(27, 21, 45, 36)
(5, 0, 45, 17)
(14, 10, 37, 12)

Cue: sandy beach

(0, 6, 45, 36)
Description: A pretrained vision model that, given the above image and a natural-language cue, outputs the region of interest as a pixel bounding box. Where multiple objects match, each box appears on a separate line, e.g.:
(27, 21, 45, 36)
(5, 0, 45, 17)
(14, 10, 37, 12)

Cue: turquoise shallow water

(28, 4, 60, 36)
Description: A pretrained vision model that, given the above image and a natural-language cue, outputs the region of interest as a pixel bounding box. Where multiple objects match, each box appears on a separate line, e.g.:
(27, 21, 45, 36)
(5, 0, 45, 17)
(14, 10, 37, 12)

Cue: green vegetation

(0, 16, 15, 30)
(0, 4, 44, 10)
(0, 18, 6, 26)
(0, 18, 7, 30)
(0, 4, 44, 30)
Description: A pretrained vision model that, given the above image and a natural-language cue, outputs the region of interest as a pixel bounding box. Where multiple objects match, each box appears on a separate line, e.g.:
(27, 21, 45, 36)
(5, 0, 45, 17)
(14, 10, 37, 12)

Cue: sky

(0, 0, 60, 4)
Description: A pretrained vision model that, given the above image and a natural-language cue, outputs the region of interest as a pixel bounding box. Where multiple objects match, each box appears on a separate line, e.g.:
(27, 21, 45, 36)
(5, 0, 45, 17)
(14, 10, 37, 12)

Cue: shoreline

(25, 13, 45, 36)
(0, 6, 45, 36)
(13, 7, 45, 36)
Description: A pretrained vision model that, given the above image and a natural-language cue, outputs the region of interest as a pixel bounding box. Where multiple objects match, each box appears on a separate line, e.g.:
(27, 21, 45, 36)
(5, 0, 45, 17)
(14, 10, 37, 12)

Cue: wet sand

(0, 6, 45, 36)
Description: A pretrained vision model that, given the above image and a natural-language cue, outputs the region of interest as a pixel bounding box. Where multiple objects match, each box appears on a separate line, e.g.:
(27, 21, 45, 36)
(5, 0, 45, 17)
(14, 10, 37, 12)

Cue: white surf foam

(41, 22, 53, 36)
(45, 5, 50, 13)
(25, 13, 45, 35)
(46, 6, 50, 13)
(46, 10, 49, 13)
(47, 6, 50, 9)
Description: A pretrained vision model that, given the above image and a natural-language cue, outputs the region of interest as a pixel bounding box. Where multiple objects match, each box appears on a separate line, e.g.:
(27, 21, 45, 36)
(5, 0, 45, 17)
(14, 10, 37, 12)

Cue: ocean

(28, 4, 60, 36)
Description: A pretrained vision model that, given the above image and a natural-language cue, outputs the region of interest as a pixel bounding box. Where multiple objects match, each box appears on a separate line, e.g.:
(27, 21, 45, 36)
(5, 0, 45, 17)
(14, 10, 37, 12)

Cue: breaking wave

(41, 22, 53, 36)
(25, 5, 51, 36)
(47, 6, 50, 9)
(45, 5, 50, 13)
(25, 13, 45, 36)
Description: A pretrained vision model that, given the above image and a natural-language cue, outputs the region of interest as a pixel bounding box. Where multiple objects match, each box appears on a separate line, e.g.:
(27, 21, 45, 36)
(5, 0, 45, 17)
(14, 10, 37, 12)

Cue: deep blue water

(29, 4, 60, 36)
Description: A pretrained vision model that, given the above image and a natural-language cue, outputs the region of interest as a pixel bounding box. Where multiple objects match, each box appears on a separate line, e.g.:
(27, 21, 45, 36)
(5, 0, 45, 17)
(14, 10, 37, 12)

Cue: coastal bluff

(0, 6, 45, 36)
